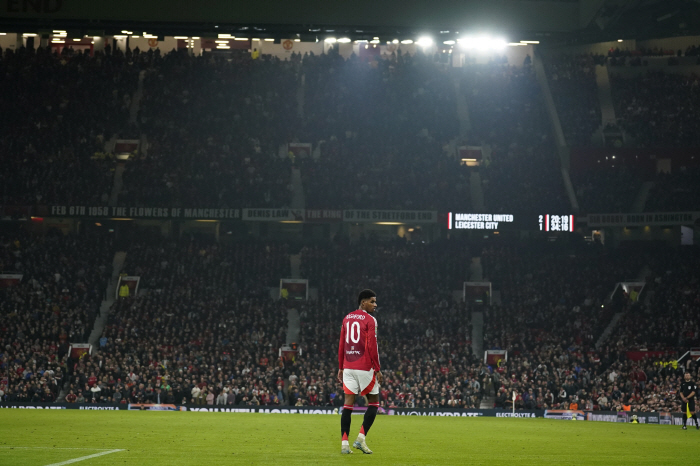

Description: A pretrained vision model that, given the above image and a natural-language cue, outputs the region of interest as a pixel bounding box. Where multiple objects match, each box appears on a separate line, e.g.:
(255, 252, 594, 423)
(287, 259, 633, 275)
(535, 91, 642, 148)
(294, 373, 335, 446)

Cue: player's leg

(691, 400, 699, 429)
(342, 393, 355, 453)
(341, 370, 359, 454)
(353, 370, 379, 454)
(361, 393, 380, 436)
(682, 402, 688, 429)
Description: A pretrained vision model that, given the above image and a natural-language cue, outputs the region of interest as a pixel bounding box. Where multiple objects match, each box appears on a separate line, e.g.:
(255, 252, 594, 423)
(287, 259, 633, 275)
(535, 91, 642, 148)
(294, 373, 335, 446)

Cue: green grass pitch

(1, 411, 698, 465)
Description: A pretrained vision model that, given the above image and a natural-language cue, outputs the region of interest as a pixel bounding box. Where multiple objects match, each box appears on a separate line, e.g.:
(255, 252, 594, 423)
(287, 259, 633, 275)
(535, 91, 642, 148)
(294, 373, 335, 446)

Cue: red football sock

(342, 433, 348, 441)
(360, 426, 366, 435)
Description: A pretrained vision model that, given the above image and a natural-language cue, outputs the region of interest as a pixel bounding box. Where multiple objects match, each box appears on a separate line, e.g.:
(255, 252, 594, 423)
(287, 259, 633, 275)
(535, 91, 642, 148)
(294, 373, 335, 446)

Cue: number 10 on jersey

(346, 321, 360, 344)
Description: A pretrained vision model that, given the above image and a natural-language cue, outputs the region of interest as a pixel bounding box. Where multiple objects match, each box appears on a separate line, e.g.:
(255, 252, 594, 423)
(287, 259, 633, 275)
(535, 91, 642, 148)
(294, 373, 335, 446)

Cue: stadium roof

(2, 0, 700, 44)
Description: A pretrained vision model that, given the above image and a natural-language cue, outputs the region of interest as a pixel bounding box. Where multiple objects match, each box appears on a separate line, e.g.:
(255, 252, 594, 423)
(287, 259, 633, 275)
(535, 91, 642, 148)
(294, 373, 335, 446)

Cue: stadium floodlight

(443, 40, 456, 45)
(174, 36, 188, 39)
(23, 33, 37, 37)
(120, 30, 132, 34)
(369, 39, 380, 44)
(392, 39, 399, 44)
(459, 35, 507, 50)
(520, 40, 539, 44)
(401, 39, 413, 44)
(218, 34, 233, 39)
(618, 39, 623, 42)
(508, 42, 526, 46)
(191, 37, 200, 39)
(132, 36, 140, 38)
(51, 39, 65, 43)
(263, 38, 274, 42)
(0, 33, 6, 36)
(324, 37, 337, 43)
(416, 36, 433, 47)
(337, 37, 351, 43)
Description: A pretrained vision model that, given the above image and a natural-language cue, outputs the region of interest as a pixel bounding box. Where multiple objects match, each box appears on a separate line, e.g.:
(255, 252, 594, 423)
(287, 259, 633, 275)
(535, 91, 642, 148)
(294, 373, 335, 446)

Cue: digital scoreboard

(447, 213, 575, 232)
(538, 214, 574, 232)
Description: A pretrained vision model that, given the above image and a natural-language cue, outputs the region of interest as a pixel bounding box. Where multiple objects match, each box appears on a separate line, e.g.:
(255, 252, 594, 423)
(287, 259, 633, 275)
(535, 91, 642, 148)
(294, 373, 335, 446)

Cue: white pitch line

(44, 449, 125, 466)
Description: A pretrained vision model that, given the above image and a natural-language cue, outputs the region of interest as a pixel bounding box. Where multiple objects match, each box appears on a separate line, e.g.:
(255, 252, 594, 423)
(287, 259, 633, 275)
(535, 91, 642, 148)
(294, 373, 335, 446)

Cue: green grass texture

(1, 410, 698, 465)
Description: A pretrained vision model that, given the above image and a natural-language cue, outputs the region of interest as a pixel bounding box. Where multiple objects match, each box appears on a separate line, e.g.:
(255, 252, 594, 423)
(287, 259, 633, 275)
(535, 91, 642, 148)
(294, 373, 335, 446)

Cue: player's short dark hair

(357, 289, 376, 307)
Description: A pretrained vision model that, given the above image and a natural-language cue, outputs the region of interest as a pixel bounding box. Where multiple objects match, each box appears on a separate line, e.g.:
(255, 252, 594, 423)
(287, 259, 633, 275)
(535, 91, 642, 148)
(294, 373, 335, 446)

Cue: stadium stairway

(632, 181, 655, 213)
(470, 257, 485, 369)
(595, 65, 617, 127)
(129, 70, 146, 125)
(286, 308, 301, 347)
(595, 265, 652, 349)
(470, 171, 485, 211)
(297, 71, 305, 119)
(533, 53, 580, 212)
(57, 251, 127, 400)
(290, 254, 301, 278)
(87, 251, 127, 349)
(109, 164, 125, 207)
(454, 74, 472, 137)
(290, 168, 305, 209)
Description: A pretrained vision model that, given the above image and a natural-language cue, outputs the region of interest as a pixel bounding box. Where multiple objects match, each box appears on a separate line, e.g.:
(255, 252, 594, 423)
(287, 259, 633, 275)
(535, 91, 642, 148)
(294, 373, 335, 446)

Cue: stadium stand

(611, 71, 700, 148)
(0, 46, 138, 207)
(1, 43, 700, 417)
(0, 227, 113, 403)
(461, 63, 569, 212)
(299, 49, 466, 210)
(482, 240, 699, 412)
(120, 51, 296, 208)
(544, 53, 603, 147)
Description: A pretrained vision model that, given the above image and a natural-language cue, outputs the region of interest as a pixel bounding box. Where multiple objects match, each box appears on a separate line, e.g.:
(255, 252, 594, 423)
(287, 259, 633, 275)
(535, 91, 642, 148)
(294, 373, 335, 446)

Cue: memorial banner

(305, 210, 342, 222)
(586, 212, 700, 227)
(45, 206, 240, 220)
(242, 209, 304, 222)
(343, 210, 437, 223)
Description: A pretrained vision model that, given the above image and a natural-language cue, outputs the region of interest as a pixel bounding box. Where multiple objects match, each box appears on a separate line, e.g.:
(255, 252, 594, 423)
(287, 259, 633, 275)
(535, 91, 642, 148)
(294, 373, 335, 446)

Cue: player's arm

(366, 319, 383, 384)
(337, 321, 346, 384)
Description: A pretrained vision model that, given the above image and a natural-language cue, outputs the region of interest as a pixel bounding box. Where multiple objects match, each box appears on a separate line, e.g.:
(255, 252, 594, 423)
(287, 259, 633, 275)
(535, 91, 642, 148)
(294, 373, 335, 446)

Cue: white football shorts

(343, 368, 379, 396)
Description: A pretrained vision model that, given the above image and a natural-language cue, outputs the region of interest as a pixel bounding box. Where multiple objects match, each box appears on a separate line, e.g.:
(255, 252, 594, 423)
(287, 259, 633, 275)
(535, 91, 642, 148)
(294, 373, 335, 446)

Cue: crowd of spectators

(613, 248, 700, 352)
(544, 54, 602, 147)
(611, 71, 700, 148)
(573, 166, 643, 213)
(482, 239, 699, 412)
(120, 50, 296, 208)
(58, 237, 294, 405)
(2, 227, 699, 414)
(0, 227, 113, 403)
(299, 237, 481, 409)
(644, 167, 700, 212)
(299, 49, 468, 210)
(1, 45, 138, 207)
(461, 63, 568, 212)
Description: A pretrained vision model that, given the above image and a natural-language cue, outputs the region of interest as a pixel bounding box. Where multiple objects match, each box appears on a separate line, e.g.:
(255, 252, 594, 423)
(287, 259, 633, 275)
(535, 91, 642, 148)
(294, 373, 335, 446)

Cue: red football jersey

(338, 309, 380, 372)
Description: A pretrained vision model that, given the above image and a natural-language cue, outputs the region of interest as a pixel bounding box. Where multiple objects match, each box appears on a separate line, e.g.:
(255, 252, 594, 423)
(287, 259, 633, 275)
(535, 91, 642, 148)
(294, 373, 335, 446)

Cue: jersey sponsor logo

(346, 350, 361, 355)
(346, 314, 366, 320)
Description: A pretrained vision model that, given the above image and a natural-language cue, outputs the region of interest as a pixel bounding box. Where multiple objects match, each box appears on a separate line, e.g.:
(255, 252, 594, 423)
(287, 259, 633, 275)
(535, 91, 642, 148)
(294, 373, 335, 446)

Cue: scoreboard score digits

(539, 214, 574, 232)
(448, 212, 575, 231)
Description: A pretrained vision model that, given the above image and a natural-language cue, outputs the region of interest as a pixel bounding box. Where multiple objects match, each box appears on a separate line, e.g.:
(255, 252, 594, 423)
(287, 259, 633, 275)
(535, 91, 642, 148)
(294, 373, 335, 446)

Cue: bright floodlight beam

(458, 35, 507, 50)
(416, 36, 434, 47)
